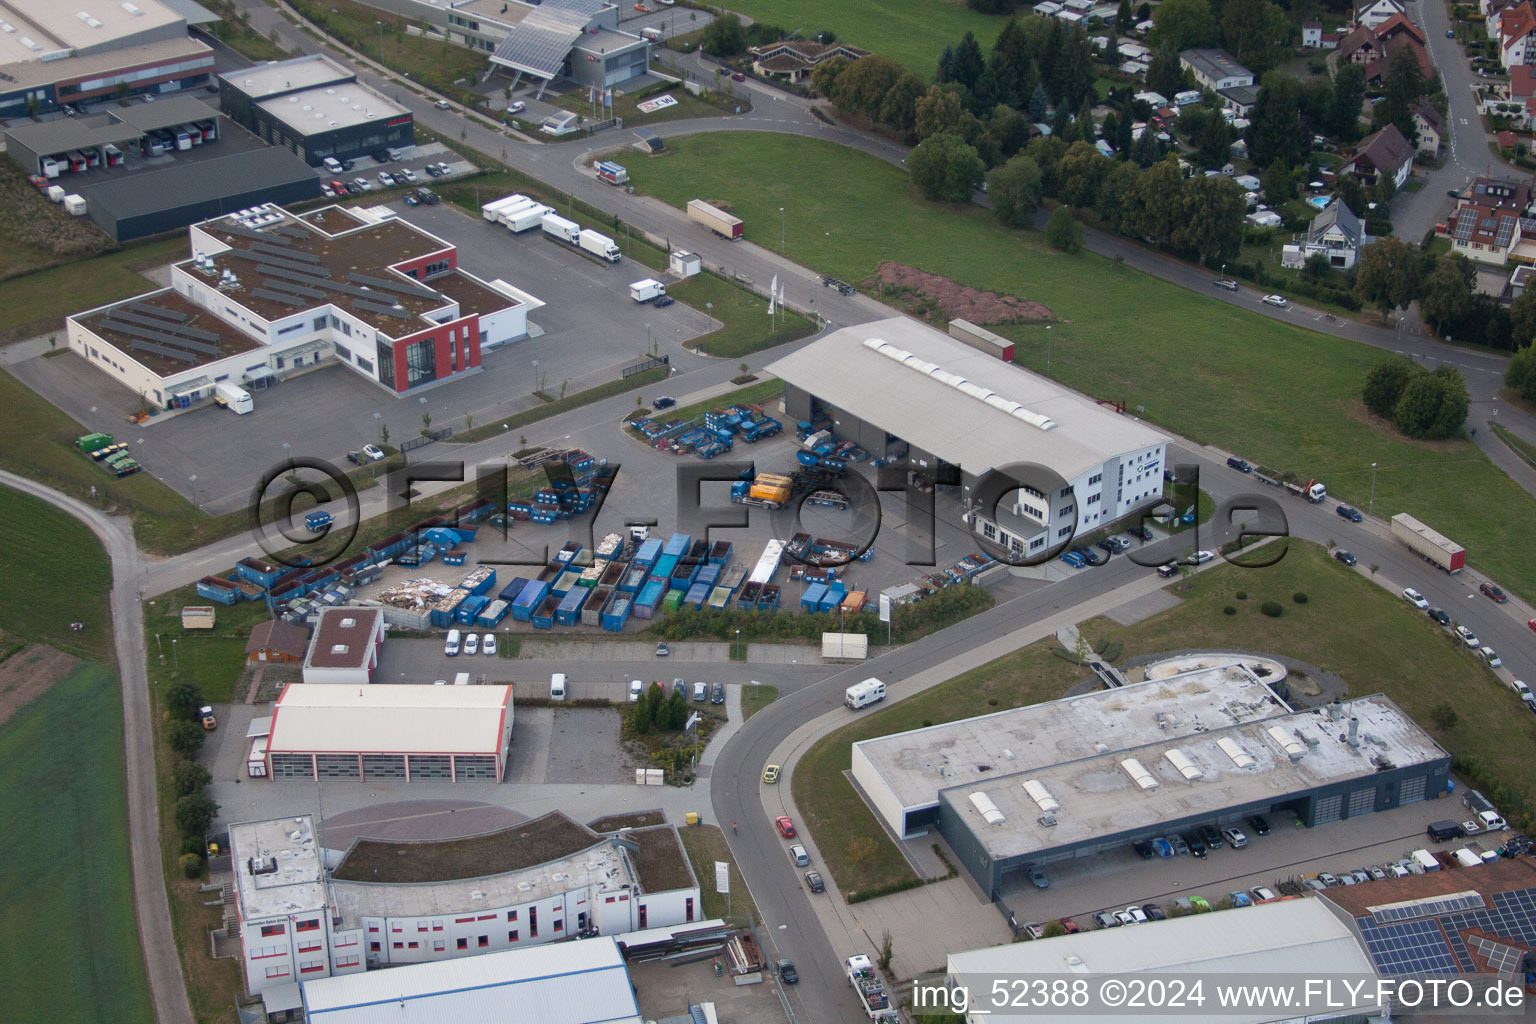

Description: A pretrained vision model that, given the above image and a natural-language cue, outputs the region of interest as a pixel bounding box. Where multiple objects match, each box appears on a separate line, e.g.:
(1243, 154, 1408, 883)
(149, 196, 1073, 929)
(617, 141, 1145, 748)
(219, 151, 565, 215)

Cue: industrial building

(263, 683, 515, 781)
(489, 0, 651, 96)
(766, 318, 1169, 560)
(66, 201, 541, 407)
(301, 607, 384, 685)
(218, 54, 413, 166)
(299, 937, 643, 1024)
(946, 899, 1386, 1024)
(0, 0, 216, 117)
(227, 815, 367, 998)
(329, 811, 702, 967)
(850, 656, 1451, 899)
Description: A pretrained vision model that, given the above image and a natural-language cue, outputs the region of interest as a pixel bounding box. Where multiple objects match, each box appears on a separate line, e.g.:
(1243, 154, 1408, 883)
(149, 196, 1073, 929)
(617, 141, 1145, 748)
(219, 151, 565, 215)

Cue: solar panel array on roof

(1371, 892, 1486, 925)
(217, 221, 285, 243)
(240, 250, 326, 276)
(1357, 919, 1460, 975)
(126, 302, 190, 323)
(348, 271, 439, 300)
(1355, 886, 1536, 976)
(251, 241, 318, 264)
(490, 0, 608, 78)
(353, 298, 411, 320)
(1468, 934, 1527, 974)
(253, 288, 306, 308)
(100, 318, 222, 357)
(123, 337, 202, 364)
(107, 309, 220, 342)
(261, 279, 325, 300)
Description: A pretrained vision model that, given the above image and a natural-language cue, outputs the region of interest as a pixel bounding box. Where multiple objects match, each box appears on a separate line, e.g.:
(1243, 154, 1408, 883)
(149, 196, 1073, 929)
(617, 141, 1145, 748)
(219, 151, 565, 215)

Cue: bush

(172, 758, 212, 797)
(1223, 605, 1237, 615)
(166, 720, 205, 757)
(179, 853, 203, 878)
(1235, 590, 1247, 600)
(1293, 592, 1309, 604)
(1260, 601, 1284, 617)
(173, 791, 218, 838)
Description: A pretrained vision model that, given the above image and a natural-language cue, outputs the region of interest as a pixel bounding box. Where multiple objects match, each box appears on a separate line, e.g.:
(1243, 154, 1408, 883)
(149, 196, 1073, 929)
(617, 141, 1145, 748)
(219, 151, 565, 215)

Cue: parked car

(402, 194, 419, 206)
(651, 396, 676, 409)
(1261, 294, 1288, 307)
(1169, 834, 1190, 857)
(1349, 868, 1371, 885)
(1226, 456, 1252, 473)
(1029, 867, 1050, 889)
(1115, 910, 1138, 926)
(628, 679, 644, 702)
(804, 871, 824, 894)
(1426, 607, 1450, 626)
(1403, 587, 1429, 609)
(1480, 583, 1508, 603)
(1198, 824, 1224, 849)
(506, 101, 526, 115)
(361, 444, 385, 461)
(732, 71, 746, 81)
(762, 763, 780, 784)
(398, 168, 417, 183)
(329, 179, 348, 193)
(377, 171, 396, 187)
(1183, 832, 1207, 858)
(1128, 525, 1153, 541)
(1059, 917, 1080, 933)
(434, 99, 451, 109)
(321, 184, 336, 198)
(1336, 504, 1363, 522)
(1247, 814, 1271, 836)
(775, 815, 795, 838)
(1221, 827, 1248, 848)
(1141, 903, 1167, 921)
(1317, 872, 1341, 887)
(1530, 617, 1536, 633)
(1132, 839, 1154, 860)
(777, 959, 798, 984)
(711, 681, 725, 704)
(655, 641, 670, 656)
(1455, 625, 1479, 648)
(1151, 837, 1175, 858)
(1156, 562, 1179, 578)
(1123, 905, 1148, 924)
(1334, 550, 1357, 566)
(1229, 891, 1254, 907)
(463, 633, 479, 655)
(482, 634, 497, 656)
(1094, 911, 1119, 929)
(425, 163, 445, 176)
(1192, 550, 1215, 564)
(653, 295, 675, 308)
(1367, 866, 1387, 881)
(672, 677, 685, 697)
(1251, 886, 1278, 902)
(1214, 278, 1239, 291)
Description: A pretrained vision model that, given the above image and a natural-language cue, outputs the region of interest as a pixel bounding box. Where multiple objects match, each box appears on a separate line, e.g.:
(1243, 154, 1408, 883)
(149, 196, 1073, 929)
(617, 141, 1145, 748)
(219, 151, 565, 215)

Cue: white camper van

(844, 678, 886, 710)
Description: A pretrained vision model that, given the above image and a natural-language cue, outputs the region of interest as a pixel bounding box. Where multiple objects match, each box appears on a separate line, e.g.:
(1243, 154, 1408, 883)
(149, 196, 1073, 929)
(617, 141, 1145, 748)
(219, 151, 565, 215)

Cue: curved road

(0, 472, 191, 1024)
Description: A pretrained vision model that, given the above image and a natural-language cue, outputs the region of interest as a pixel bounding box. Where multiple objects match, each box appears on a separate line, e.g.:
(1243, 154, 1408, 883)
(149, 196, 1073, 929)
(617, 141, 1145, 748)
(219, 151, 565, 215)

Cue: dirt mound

(0, 643, 80, 727)
(871, 263, 1054, 325)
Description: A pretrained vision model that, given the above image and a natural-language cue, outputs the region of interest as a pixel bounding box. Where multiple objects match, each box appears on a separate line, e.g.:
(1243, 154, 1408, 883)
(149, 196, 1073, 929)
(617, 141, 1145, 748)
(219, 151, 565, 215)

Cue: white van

(322, 156, 344, 174)
(1411, 849, 1441, 872)
(453, 672, 470, 687)
(444, 628, 461, 656)
(550, 673, 567, 701)
(1454, 848, 1484, 869)
(845, 677, 886, 710)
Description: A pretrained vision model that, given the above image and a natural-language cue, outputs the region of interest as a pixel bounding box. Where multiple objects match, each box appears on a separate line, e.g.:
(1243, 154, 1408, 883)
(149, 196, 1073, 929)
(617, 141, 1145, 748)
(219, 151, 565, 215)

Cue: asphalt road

(0, 471, 193, 1024)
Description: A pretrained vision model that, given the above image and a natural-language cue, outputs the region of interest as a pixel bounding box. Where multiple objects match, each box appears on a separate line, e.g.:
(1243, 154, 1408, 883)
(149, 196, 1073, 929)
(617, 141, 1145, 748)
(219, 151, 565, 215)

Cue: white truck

(845, 678, 886, 709)
(845, 955, 898, 1022)
(1391, 513, 1467, 573)
(629, 278, 667, 302)
(579, 228, 621, 263)
(1463, 789, 1508, 831)
(482, 194, 530, 222)
(542, 212, 581, 245)
(1282, 477, 1326, 502)
(500, 201, 551, 233)
(213, 381, 253, 414)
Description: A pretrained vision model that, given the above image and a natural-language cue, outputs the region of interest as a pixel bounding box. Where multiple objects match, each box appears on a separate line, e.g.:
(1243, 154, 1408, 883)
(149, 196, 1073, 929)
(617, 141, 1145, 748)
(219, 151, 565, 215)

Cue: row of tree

(164, 680, 220, 877)
(1352, 240, 1530, 353)
(1361, 357, 1470, 440)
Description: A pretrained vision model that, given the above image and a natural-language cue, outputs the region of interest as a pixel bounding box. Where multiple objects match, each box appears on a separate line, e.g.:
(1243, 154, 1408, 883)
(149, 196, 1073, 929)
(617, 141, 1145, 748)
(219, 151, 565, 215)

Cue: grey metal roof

(489, 0, 609, 78)
(1308, 201, 1362, 247)
(765, 317, 1168, 481)
(154, 0, 222, 25)
(111, 95, 220, 133)
(84, 146, 317, 220)
(4, 117, 142, 156)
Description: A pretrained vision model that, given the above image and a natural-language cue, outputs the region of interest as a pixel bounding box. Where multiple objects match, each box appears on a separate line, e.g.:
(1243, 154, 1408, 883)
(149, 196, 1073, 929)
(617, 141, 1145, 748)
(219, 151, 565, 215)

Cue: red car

(329, 179, 348, 193)
(1481, 582, 1509, 603)
(1059, 917, 1080, 934)
(775, 815, 796, 838)
(732, 71, 746, 82)
(1529, 618, 1536, 633)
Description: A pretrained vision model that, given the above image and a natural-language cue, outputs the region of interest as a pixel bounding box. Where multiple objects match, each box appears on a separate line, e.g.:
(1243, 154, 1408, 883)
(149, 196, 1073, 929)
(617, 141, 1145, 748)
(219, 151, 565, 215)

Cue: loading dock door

(1313, 793, 1344, 825)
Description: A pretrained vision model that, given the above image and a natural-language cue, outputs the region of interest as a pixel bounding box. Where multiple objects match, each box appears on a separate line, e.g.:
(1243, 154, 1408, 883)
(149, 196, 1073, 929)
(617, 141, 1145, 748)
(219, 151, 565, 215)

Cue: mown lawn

(623, 132, 1536, 598)
(0, 485, 113, 660)
(0, 235, 185, 344)
(678, 824, 762, 927)
(741, 682, 779, 721)
(667, 271, 817, 357)
(728, 0, 1008, 77)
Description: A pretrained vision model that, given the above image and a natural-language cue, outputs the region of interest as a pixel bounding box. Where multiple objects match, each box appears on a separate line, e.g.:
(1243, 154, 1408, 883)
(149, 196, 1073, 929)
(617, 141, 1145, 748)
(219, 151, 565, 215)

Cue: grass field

(288, 0, 486, 100)
(667, 271, 817, 357)
(796, 542, 1533, 896)
(622, 132, 1536, 597)
(0, 663, 153, 1024)
(0, 485, 113, 660)
(741, 682, 778, 721)
(729, 0, 1006, 77)
(678, 824, 762, 927)
(0, 235, 184, 344)
(0, 160, 114, 282)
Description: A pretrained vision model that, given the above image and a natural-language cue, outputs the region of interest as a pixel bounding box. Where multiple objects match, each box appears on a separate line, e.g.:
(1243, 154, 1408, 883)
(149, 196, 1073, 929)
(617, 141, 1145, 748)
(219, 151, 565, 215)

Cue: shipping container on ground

(802, 583, 828, 612)
(532, 595, 559, 629)
(497, 577, 532, 602)
(477, 599, 511, 627)
(196, 575, 242, 604)
(556, 587, 589, 625)
(456, 595, 490, 623)
(602, 593, 631, 631)
(583, 587, 612, 626)
(511, 580, 550, 621)
(663, 533, 691, 558)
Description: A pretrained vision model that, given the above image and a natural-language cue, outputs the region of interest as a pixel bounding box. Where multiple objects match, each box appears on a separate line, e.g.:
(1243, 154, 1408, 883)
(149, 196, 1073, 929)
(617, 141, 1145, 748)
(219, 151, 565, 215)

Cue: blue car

(1336, 504, 1363, 522)
(1060, 551, 1084, 568)
(1229, 891, 1254, 908)
(1152, 837, 1175, 858)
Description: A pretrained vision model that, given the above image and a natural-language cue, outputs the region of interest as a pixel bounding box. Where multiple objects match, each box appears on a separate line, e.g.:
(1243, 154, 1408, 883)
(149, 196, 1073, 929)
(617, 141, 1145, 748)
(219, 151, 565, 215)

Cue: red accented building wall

(393, 247, 457, 276)
(389, 315, 480, 394)
(58, 53, 215, 102)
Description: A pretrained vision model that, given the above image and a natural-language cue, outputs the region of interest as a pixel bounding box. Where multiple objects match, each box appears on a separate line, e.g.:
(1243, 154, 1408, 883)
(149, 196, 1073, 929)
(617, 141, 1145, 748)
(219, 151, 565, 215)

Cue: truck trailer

(687, 199, 744, 239)
(213, 381, 253, 414)
(579, 228, 621, 263)
(1390, 513, 1465, 573)
(629, 278, 667, 302)
(845, 955, 897, 1021)
(1282, 478, 1326, 502)
(542, 212, 581, 245)
(595, 160, 628, 185)
(481, 194, 529, 221)
(500, 201, 551, 232)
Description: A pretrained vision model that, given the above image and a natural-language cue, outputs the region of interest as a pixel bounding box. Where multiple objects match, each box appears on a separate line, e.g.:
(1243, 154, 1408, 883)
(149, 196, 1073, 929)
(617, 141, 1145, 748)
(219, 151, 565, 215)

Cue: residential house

(1446, 175, 1536, 265)
(1356, 0, 1407, 29)
(1332, 15, 1430, 83)
(1303, 22, 1323, 47)
(747, 40, 869, 83)
(1179, 49, 1255, 91)
(1497, 1, 1536, 68)
(1411, 102, 1445, 153)
(1303, 202, 1367, 268)
(1218, 84, 1261, 117)
(247, 619, 309, 664)
(1508, 64, 1536, 126)
(1340, 124, 1414, 189)
(1485, 0, 1522, 16)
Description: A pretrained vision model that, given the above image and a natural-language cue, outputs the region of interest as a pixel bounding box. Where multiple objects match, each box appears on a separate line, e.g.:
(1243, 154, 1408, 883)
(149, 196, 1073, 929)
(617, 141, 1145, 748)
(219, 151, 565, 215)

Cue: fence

(623, 355, 670, 378)
(400, 427, 452, 453)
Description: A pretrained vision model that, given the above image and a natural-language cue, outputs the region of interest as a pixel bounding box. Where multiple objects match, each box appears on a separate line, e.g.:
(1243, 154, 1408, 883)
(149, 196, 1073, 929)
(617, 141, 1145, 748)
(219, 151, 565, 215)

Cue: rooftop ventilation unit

(77, 13, 104, 28)
(1267, 725, 1307, 762)
(1164, 747, 1203, 781)
(340, 617, 356, 628)
(329, 645, 348, 655)
(968, 792, 1005, 825)
(122, 2, 145, 14)
(1217, 737, 1256, 769)
(1022, 779, 1059, 812)
(1120, 758, 1158, 790)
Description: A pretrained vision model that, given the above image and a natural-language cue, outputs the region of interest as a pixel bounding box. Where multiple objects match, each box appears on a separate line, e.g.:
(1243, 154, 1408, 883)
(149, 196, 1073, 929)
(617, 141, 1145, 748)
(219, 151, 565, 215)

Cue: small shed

(181, 606, 216, 630)
(246, 618, 309, 664)
(633, 127, 663, 153)
(670, 250, 702, 277)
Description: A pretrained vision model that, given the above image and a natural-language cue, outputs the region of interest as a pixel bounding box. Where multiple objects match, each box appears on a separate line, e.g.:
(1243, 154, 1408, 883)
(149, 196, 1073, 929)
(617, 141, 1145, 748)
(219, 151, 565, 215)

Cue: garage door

(316, 754, 360, 779)
(270, 753, 315, 780)
(1347, 787, 1378, 818)
(363, 754, 406, 781)
(1399, 775, 1428, 805)
(1313, 793, 1344, 825)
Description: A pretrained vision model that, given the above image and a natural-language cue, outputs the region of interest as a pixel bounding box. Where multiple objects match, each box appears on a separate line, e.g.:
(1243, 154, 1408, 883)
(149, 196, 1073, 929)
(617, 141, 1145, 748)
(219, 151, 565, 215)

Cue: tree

(1418, 254, 1475, 334)
(1117, 0, 1134, 33)
(1375, 46, 1428, 139)
(810, 55, 850, 98)
(1026, 135, 1069, 192)
(1152, 0, 1219, 51)
(1192, 106, 1235, 167)
(986, 153, 1044, 227)
(879, 73, 926, 133)
(1129, 156, 1186, 241)
(1043, 920, 1068, 937)
(950, 31, 986, 91)
(1220, 0, 1290, 74)
(173, 759, 212, 797)
(988, 103, 1031, 157)
(1430, 701, 1459, 731)
(909, 133, 986, 201)
(1510, 290, 1536, 350)
(700, 13, 747, 56)
(167, 720, 205, 757)
(1057, 141, 1110, 207)
(1059, 27, 1096, 109)
(1260, 157, 1295, 202)
(1394, 365, 1468, 439)
(1362, 356, 1419, 418)
(379, 422, 389, 446)
(1335, 174, 1367, 218)
(915, 85, 967, 141)
(174, 792, 218, 838)
(1145, 48, 1188, 102)
(1046, 206, 1084, 252)
(1300, 251, 1331, 284)
(179, 852, 204, 878)
(1329, 63, 1366, 141)
(1507, 343, 1536, 403)
(164, 680, 205, 721)
(991, 18, 1038, 106)
(1245, 72, 1307, 169)
(1051, 99, 1073, 141)
(1105, 30, 1121, 65)
(1354, 237, 1419, 321)
(830, 56, 905, 127)
(847, 836, 878, 874)
(1172, 175, 1245, 265)
(1095, 160, 1142, 231)
(665, 687, 689, 730)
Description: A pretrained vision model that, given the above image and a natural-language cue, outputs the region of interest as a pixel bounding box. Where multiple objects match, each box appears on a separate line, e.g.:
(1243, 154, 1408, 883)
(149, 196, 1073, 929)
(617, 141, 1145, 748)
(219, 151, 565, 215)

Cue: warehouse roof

(947, 900, 1381, 1023)
(766, 318, 1168, 480)
(0, 34, 213, 92)
(256, 78, 409, 135)
(247, 618, 308, 659)
(4, 116, 144, 156)
(83, 145, 318, 221)
(301, 937, 642, 1024)
(228, 815, 328, 921)
(73, 287, 263, 377)
(303, 607, 382, 671)
(0, 0, 185, 65)
(489, 0, 609, 79)
(221, 53, 353, 100)
(109, 94, 219, 133)
(267, 683, 512, 756)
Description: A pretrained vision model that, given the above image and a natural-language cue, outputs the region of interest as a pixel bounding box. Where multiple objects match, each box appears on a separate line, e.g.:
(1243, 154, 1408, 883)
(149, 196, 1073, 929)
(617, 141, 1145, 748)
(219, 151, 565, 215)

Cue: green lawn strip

(197, 0, 292, 62)
(792, 640, 1085, 896)
(678, 824, 763, 927)
(0, 663, 153, 1024)
(741, 682, 779, 721)
(1493, 423, 1536, 470)
(287, 0, 486, 101)
(726, 0, 1007, 77)
(622, 132, 1536, 597)
(643, 378, 785, 425)
(667, 272, 817, 357)
(0, 484, 113, 659)
(0, 235, 186, 343)
(610, 85, 747, 127)
(446, 368, 669, 444)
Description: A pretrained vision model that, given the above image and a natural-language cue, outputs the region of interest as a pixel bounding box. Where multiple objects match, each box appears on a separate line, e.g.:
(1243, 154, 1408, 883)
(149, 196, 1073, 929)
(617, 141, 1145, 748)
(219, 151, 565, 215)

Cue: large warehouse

(850, 657, 1451, 899)
(0, 0, 216, 117)
(218, 54, 413, 166)
(67, 201, 541, 407)
(263, 683, 514, 782)
(766, 318, 1170, 561)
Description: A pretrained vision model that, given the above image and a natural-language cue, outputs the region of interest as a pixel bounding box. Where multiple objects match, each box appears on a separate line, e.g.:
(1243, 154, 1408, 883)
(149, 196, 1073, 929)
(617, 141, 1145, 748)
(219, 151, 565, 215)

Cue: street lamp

(172, 638, 179, 670)
(532, 358, 539, 395)
(189, 473, 198, 507)
(705, 301, 714, 331)
(779, 206, 785, 252)
(1369, 462, 1378, 516)
(645, 322, 653, 354)
(735, 627, 741, 660)
(1045, 324, 1052, 374)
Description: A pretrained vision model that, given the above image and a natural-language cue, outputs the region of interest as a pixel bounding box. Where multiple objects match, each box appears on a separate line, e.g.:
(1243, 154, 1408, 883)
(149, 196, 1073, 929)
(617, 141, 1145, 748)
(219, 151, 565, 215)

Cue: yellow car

(762, 764, 781, 784)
